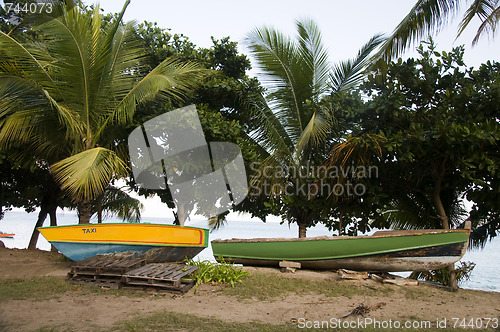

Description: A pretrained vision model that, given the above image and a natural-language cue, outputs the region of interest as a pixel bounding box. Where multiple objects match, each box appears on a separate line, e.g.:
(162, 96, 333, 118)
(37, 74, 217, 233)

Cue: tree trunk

(29, 182, 60, 250)
(28, 205, 48, 249)
(298, 222, 307, 238)
(433, 169, 458, 290)
(338, 210, 343, 236)
(49, 205, 58, 252)
(433, 188, 450, 230)
(78, 201, 92, 224)
(96, 195, 103, 224)
(0, 181, 3, 219)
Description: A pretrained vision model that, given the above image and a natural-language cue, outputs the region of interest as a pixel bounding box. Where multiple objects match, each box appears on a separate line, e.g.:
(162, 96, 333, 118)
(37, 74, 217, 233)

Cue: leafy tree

(244, 19, 382, 238)
(333, 41, 499, 288)
(129, 21, 264, 226)
(0, 150, 73, 249)
(0, 1, 206, 224)
(379, 0, 500, 61)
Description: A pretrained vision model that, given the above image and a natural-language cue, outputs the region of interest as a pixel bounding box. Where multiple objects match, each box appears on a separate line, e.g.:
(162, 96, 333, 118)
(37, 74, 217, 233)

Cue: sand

(0, 247, 499, 331)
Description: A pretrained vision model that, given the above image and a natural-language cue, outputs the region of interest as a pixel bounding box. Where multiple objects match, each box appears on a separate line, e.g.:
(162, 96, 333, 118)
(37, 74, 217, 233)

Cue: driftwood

(341, 302, 386, 318)
(338, 269, 369, 280)
(370, 273, 418, 286)
(279, 261, 301, 273)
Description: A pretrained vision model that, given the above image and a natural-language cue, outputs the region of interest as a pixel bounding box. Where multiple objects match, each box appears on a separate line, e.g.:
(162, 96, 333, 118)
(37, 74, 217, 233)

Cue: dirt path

(1, 247, 499, 331)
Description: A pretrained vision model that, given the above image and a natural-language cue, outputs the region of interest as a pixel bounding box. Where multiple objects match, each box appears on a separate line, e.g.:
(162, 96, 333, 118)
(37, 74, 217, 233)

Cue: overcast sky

(92, 0, 498, 220)
(98, 0, 499, 68)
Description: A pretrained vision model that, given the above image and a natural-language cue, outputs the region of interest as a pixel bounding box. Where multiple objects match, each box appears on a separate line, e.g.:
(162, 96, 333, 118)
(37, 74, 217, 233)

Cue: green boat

(211, 223, 471, 272)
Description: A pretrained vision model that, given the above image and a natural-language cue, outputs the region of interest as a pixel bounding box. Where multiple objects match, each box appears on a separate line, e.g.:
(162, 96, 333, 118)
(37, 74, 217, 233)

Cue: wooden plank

(69, 278, 121, 289)
(338, 269, 370, 280)
(122, 264, 151, 276)
(121, 263, 198, 292)
(279, 261, 301, 269)
(149, 265, 173, 278)
(68, 256, 146, 286)
(170, 268, 196, 280)
(123, 277, 194, 293)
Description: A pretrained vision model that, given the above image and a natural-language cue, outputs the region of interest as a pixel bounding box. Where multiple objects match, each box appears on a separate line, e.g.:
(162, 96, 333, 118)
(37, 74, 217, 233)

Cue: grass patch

(0, 276, 72, 301)
(0, 276, 159, 301)
(114, 311, 294, 332)
(222, 272, 394, 300)
(111, 310, 479, 332)
(405, 287, 433, 300)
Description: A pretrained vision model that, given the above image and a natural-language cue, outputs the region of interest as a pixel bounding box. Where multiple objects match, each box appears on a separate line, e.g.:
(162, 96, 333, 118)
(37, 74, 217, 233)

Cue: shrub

(185, 258, 249, 287)
(409, 261, 476, 287)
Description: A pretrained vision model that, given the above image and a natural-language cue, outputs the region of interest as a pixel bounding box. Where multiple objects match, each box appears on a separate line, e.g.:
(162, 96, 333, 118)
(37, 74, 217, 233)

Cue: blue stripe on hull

(51, 242, 205, 262)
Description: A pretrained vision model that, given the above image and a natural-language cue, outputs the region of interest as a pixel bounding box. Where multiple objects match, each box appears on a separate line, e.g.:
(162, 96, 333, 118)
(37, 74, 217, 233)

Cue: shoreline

(1, 209, 499, 293)
(1, 247, 499, 331)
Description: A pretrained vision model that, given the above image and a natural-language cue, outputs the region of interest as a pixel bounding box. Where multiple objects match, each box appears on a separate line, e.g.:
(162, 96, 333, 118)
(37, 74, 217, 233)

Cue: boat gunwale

(38, 223, 208, 232)
(211, 228, 470, 244)
(47, 239, 208, 247)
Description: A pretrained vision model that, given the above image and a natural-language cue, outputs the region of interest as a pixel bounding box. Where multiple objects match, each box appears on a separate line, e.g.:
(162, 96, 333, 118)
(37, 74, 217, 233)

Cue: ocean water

(1, 210, 498, 292)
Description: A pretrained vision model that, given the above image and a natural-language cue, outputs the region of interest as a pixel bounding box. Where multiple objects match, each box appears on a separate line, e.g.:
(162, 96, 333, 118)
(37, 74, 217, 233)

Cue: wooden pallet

(67, 255, 146, 282)
(69, 278, 121, 289)
(122, 263, 198, 293)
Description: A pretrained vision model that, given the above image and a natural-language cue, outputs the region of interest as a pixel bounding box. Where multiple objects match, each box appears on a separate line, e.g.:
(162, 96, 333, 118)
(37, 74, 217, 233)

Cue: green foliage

(185, 258, 249, 287)
(336, 41, 500, 244)
(244, 19, 382, 236)
(409, 261, 476, 287)
(0, 2, 206, 223)
(92, 185, 143, 223)
(377, 0, 500, 62)
(131, 20, 264, 225)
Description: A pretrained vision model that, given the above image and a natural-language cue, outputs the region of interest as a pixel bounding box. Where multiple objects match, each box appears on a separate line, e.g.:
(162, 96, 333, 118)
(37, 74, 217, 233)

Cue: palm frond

(377, 0, 461, 62)
(330, 34, 384, 92)
(51, 147, 128, 201)
(94, 185, 143, 223)
(296, 19, 331, 99)
(246, 25, 304, 136)
(458, 0, 496, 35)
(208, 215, 227, 232)
(0, 30, 54, 84)
(471, 4, 500, 45)
(382, 192, 441, 230)
(247, 94, 294, 158)
(326, 134, 384, 168)
(107, 56, 207, 126)
(295, 110, 332, 157)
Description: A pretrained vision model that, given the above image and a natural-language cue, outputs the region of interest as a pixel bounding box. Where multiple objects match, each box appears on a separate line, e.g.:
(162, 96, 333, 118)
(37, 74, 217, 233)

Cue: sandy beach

(0, 246, 499, 331)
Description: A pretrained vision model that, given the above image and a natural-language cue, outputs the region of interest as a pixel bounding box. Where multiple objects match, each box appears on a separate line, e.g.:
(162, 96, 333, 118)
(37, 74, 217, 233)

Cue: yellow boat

(38, 223, 208, 262)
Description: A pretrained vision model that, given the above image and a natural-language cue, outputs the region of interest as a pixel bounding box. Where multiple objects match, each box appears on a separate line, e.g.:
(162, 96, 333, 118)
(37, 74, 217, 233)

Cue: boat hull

(0, 234, 14, 238)
(39, 223, 208, 262)
(212, 230, 470, 272)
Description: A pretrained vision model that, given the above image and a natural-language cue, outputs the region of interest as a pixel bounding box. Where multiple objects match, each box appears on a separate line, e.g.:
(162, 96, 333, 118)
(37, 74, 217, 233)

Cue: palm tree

(245, 19, 382, 238)
(0, 1, 206, 223)
(93, 185, 144, 224)
(379, 0, 500, 62)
